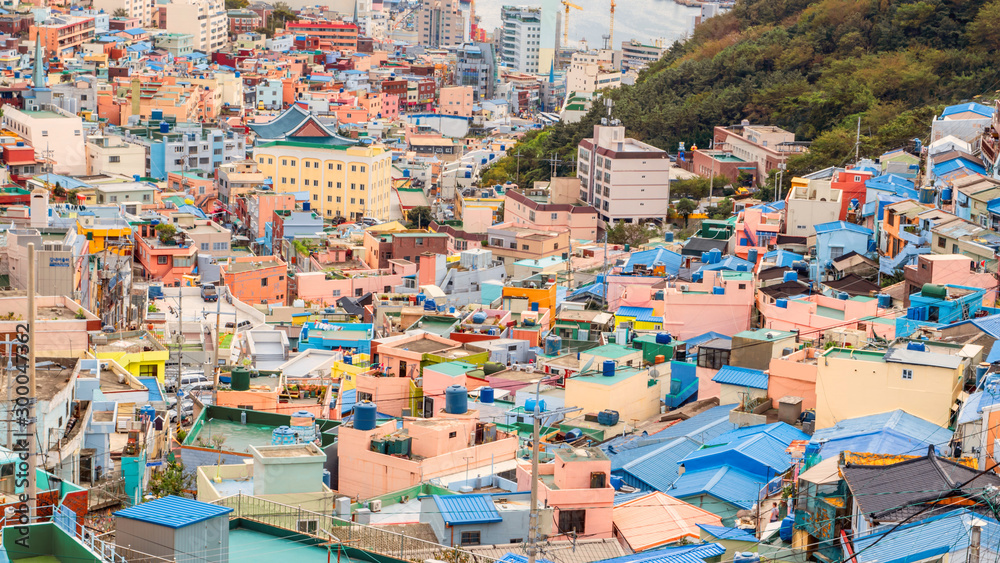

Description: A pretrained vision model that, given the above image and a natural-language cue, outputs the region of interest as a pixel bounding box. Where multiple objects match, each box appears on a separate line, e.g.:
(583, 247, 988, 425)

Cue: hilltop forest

(479, 0, 1000, 190)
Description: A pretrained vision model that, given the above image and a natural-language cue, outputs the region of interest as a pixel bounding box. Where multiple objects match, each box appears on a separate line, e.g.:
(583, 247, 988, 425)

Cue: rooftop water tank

(230, 368, 250, 391)
(472, 311, 488, 324)
(445, 385, 468, 414)
(479, 387, 494, 403)
(783, 271, 798, 283)
(271, 426, 296, 445)
(906, 341, 926, 352)
(747, 249, 758, 263)
(655, 332, 672, 345)
(921, 283, 948, 299)
(423, 298, 436, 311)
(544, 334, 562, 356)
(354, 402, 377, 431)
(602, 360, 615, 377)
(776, 298, 788, 309)
(159, 121, 169, 133)
(877, 294, 891, 309)
(525, 398, 546, 413)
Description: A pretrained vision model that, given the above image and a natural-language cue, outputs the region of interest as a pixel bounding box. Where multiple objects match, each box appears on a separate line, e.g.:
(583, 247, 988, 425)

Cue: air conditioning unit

(369, 499, 382, 512)
(680, 285, 689, 292)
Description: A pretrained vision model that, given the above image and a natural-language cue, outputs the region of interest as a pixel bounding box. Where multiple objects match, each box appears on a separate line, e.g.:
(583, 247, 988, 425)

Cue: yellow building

(94, 331, 170, 382)
(815, 342, 975, 430)
(253, 140, 392, 222)
(77, 216, 133, 254)
(565, 365, 661, 425)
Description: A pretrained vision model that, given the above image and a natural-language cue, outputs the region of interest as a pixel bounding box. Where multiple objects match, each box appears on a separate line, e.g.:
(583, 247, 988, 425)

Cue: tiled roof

(712, 366, 768, 389)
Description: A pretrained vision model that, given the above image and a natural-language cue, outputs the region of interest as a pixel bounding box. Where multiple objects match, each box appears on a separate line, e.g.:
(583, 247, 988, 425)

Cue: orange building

(220, 255, 288, 306)
(30, 15, 95, 58)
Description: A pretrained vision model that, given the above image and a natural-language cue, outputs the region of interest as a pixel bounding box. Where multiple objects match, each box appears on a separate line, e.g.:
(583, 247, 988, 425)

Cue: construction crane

(561, 0, 583, 45)
(609, 0, 616, 49)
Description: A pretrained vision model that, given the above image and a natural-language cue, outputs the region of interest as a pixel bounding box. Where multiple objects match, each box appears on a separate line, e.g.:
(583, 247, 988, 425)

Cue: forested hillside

(480, 0, 1000, 188)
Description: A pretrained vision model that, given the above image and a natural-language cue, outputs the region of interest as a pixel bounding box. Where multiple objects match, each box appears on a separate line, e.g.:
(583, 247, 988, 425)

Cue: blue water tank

(597, 409, 620, 426)
(877, 294, 891, 309)
(159, 121, 169, 133)
(712, 286, 725, 295)
(354, 402, 377, 430)
(838, 292, 849, 300)
(976, 364, 989, 385)
(152, 109, 163, 120)
(445, 385, 468, 414)
(544, 334, 562, 356)
(139, 405, 155, 419)
(907, 341, 926, 352)
(692, 272, 703, 283)
(479, 387, 494, 403)
(709, 249, 722, 264)
(564, 428, 582, 441)
(602, 360, 615, 377)
(525, 398, 547, 413)
(472, 311, 488, 324)
(942, 187, 953, 202)
(701, 251, 710, 263)
(792, 260, 808, 271)
(850, 197, 860, 208)
(344, 355, 352, 365)
(272, 426, 296, 445)
(322, 469, 331, 488)
(531, 302, 539, 312)
(747, 249, 758, 263)
(776, 298, 788, 309)
(424, 298, 436, 311)
(449, 306, 456, 314)
(416, 294, 425, 304)
(735, 553, 760, 563)
(655, 332, 672, 345)
(783, 271, 798, 283)
(804, 442, 821, 457)
(664, 232, 674, 242)
(780, 515, 795, 542)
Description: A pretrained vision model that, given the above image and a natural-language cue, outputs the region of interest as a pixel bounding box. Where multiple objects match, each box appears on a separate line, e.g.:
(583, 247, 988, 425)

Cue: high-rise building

(417, 0, 466, 48)
(160, 0, 227, 52)
(453, 42, 496, 102)
(500, 5, 541, 74)
(92, 0, 156, 27)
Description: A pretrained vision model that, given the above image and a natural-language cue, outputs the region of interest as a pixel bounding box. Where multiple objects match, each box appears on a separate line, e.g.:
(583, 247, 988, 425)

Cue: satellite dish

(580, 356, 595, 375)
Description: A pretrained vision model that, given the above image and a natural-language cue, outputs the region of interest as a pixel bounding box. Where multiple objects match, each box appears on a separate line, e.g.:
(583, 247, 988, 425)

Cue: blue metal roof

(615, 306, 663, 323)
(621, 437, 701, 491)
(712, 366, 768, 389)
(988, 341, 1000, 364)
(695, 524, 756, 542)
(940, 102, 995, 119)
(814, 221, 872, 236)
(706, 422, 807, 446)
(431, 494, 502, 526)
(761, 249, 803, 267)
(684, 332, 731, 350)
(623, 247, 682, 275)
(972, 313, 1000, 339)
(115, 496, 232, 528)
(697, 256, 753, 274)
(596, 542, 726, 563)
(933, 158, 987, 177)
(500, 554, 554, 563)
(681, 431, 800, 478)
(668, 465, 761, 509)
(851, 510, 1000, 563)
(809, 410, 952, 460)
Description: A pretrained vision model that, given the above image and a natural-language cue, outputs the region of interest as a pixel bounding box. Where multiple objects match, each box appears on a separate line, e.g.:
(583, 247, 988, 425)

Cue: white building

(85, 135, 146, 176)
(91, 0, 155, 27)
(577, 123, 671, 224)
(565, 50, 622, 100)
(160, 0, 227, 52)
(2, 105, 85, 175)
(500, 6, 541, 75)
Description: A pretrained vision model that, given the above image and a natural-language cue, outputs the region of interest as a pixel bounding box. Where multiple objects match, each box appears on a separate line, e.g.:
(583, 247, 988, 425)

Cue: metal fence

(213, 493, 500, 563)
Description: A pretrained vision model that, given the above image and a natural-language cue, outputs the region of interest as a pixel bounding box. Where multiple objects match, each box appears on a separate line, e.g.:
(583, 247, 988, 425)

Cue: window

(328, 196, 333, 202)
(558, 510, 586, 534)
(448, 431, 457, 438)
(109, 155, 121, 163)
(139, 364, 158, 377)
(902, 369, 913, 380)
(157, 255, 168, 265)
(697, 347, 730, 370)
(551, 213, 559, 220)
(460, 531, 481, 546)
(261, 278, 268, 287)
(313, 194, 318, 200)
(937, 236, 946, 248)
(200, 243, 209, 250)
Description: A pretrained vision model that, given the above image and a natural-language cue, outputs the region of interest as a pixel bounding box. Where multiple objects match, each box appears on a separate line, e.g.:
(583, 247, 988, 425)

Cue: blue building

(896, 283, 989, 337)
(814, 221, 873, 269)
(298, 321, 373, 355)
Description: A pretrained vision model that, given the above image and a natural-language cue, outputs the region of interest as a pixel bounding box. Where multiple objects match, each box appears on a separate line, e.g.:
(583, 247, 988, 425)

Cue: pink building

(759, 293, 897, 342)
(134, 224, 198, 285)
(337, 414, 518, 498)
(733, 206, 781, 258)
(503, 190, 600, 241)
(767, 348, 819, 411)
(364, 333, 464, 416)
(294, 261, 416, 306)
(439, 85, 474, 117)
(516, 447, 614, 540)
(659, 270, 755, 339)
(902, 254, 998, 307)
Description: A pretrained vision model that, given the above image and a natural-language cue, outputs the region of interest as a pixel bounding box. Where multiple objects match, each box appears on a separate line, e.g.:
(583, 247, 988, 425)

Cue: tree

(112, 7, 128, 17)
(148, 461, 194, 498)
(225, 0, 248, 9)
(155, 223, 178, 244)
(606, 222, 657, 247)
(407, 206, 434, 229)
(707, 197, 734, 219)
(675, 199, 697, 227)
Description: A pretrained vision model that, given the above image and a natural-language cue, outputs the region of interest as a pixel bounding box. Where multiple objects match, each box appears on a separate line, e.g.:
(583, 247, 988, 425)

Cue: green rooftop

(816, 305, 846, 320)
(823, 348, 886, 362)
(581, 343, 635, 359)
(425, 360, 477, 377)
(571, 366, 645, 386)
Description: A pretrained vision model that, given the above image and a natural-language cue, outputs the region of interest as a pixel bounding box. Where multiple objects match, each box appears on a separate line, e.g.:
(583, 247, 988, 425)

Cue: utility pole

(776, 163, 786, 203)
(855, 116, 861, 164)
(212, 287, 223, 406)
(969, 524, 981, 563)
